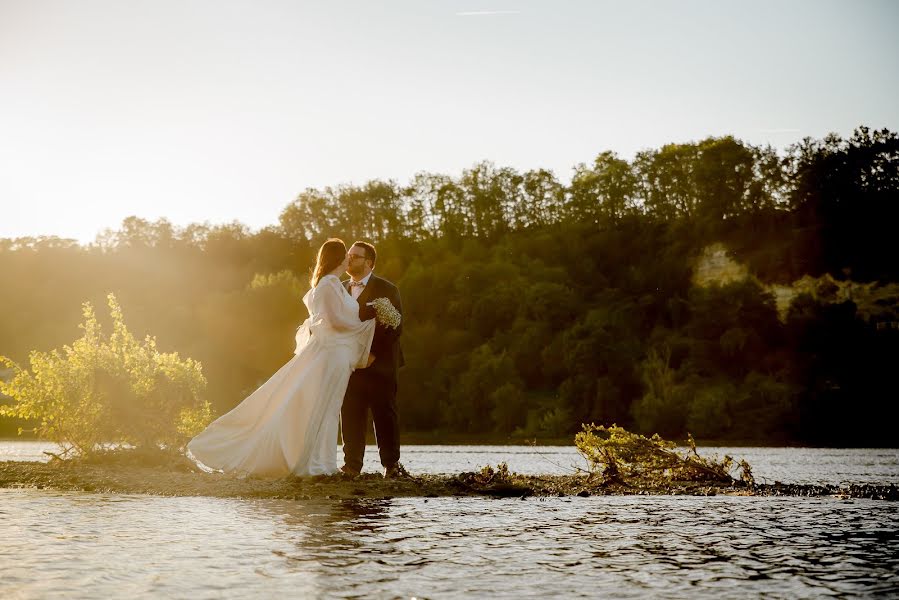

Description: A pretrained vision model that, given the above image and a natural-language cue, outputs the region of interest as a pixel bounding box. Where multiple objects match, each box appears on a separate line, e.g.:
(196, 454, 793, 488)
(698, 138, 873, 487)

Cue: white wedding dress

(187, 274, 375, 477)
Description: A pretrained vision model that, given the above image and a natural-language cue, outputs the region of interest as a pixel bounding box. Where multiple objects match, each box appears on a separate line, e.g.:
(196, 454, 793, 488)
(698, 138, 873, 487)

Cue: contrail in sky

(456, 10, 522, 16)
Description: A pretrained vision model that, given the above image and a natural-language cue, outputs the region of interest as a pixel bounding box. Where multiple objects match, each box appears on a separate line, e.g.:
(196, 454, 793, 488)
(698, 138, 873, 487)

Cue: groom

(341, 241, 407, 478)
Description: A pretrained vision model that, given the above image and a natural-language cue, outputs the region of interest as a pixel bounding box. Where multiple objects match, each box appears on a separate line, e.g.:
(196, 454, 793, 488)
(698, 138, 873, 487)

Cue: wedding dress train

(187, 274, 375, 477)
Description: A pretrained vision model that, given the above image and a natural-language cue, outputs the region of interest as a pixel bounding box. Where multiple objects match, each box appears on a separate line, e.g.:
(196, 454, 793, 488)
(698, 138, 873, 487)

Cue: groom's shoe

(384, 463, 410, 479)
(340, 464, 361, 478)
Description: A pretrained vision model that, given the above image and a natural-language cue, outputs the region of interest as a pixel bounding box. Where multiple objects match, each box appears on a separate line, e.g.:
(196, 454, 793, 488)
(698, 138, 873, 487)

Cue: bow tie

(349, 280, 365, 288)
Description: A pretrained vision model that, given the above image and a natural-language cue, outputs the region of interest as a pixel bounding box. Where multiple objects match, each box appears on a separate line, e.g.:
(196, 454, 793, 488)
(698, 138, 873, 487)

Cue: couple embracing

(187, 239, 407, 479)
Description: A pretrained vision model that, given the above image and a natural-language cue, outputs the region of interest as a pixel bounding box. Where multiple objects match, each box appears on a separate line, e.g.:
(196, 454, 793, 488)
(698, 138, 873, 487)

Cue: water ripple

(3, 491, 896, 598)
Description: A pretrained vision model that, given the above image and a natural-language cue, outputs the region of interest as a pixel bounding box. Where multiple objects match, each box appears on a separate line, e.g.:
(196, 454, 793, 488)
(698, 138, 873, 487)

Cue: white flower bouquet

(366, 297, 402, 329)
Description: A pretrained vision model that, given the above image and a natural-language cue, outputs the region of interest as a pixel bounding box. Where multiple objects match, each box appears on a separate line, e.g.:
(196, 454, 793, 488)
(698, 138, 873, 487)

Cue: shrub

(0, 294, 211, 457)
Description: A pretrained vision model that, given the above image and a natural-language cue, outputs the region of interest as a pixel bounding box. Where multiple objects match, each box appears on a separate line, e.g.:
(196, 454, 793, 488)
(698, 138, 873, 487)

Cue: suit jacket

(344, 274, 404, 382)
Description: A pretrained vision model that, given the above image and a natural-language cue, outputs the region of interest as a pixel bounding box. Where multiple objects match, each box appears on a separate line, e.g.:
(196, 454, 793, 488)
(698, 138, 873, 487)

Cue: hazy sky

(2, 0, 897, 243)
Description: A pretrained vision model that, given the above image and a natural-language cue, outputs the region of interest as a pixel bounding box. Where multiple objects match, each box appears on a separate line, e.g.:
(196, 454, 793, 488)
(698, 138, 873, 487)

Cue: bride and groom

(187, 239, 406, 478)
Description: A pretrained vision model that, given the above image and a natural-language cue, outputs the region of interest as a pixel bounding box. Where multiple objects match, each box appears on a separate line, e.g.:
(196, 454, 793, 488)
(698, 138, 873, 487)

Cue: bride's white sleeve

(352, 322, 376, 369)
(319, 279, 375, 368)
(319, 280, 364, 331)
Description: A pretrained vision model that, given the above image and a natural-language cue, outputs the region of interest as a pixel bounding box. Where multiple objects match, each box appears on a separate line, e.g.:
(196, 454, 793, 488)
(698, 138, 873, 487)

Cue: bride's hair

(310, 238, 347, 287)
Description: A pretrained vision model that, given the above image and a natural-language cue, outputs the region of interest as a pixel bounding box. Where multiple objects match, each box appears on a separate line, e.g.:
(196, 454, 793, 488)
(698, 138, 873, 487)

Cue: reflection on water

(1, 490, 898, 598)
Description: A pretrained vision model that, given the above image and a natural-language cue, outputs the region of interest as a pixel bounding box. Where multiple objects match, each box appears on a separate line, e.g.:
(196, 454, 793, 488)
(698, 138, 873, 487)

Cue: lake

(2, 442, 898, 598)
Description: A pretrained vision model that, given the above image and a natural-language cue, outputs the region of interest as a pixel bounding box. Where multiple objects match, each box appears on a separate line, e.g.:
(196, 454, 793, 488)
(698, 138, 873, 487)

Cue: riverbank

(1, 460, 896, 501)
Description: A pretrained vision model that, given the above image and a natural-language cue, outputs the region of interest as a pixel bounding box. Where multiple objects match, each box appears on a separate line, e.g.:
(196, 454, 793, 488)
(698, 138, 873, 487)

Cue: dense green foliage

(0, 294, 210, 455)
(1, 127, 897, 444)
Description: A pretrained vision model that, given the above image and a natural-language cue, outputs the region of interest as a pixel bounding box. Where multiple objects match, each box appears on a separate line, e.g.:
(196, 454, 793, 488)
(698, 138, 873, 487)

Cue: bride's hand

(366, 353, 376, 368)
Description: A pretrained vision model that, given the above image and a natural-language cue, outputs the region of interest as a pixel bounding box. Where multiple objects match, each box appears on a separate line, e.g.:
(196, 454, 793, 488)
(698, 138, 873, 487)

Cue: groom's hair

(352, 241, 376, 267)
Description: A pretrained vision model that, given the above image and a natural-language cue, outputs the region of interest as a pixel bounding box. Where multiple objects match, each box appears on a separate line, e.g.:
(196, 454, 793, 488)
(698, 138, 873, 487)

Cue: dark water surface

(1, 490, 897, 598)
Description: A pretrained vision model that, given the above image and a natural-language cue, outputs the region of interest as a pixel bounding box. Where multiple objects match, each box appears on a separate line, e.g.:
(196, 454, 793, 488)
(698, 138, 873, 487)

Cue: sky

(1, 0, 897, 243)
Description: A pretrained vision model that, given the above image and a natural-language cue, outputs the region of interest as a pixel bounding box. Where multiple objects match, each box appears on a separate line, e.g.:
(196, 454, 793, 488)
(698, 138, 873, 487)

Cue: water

(2, 442, 898, 598)
(2, 491, 897, 598)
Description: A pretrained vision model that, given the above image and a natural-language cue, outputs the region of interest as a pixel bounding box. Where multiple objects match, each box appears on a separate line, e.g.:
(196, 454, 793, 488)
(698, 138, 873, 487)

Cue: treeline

(2, 127, 897, 444)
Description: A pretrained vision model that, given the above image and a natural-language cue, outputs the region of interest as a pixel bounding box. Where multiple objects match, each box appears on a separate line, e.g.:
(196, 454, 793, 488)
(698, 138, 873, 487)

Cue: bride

(187, 238, 376, 477)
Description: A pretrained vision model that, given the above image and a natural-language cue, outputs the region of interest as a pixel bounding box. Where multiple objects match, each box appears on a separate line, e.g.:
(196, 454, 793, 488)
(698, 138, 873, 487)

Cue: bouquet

(367, 297, 402, 329)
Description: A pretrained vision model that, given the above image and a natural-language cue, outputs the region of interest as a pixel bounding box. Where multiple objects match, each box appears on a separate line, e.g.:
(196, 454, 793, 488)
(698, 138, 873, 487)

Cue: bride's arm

(318, 279, 367, 332)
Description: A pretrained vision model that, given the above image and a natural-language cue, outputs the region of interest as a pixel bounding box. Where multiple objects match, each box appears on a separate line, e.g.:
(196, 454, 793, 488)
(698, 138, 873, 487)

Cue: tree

(788, 126, 899, 281)
(459, 161, 522, 240)
(279, 188, 335, 244)
(518, 169, 565, 228)
(569, 151, 639, 223)
(634, 143, 700, 220)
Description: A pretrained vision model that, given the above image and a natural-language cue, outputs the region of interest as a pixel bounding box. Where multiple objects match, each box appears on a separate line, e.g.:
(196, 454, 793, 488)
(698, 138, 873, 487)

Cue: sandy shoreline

(1, 460, 896, 501)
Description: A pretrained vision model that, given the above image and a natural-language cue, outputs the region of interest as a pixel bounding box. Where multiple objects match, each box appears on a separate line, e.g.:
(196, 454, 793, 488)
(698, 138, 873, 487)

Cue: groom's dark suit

(341, 273, 404, 473)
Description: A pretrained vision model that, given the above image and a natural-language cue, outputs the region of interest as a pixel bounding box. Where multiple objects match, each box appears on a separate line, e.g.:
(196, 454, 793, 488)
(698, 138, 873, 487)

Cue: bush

(0, 294, 211, 457)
